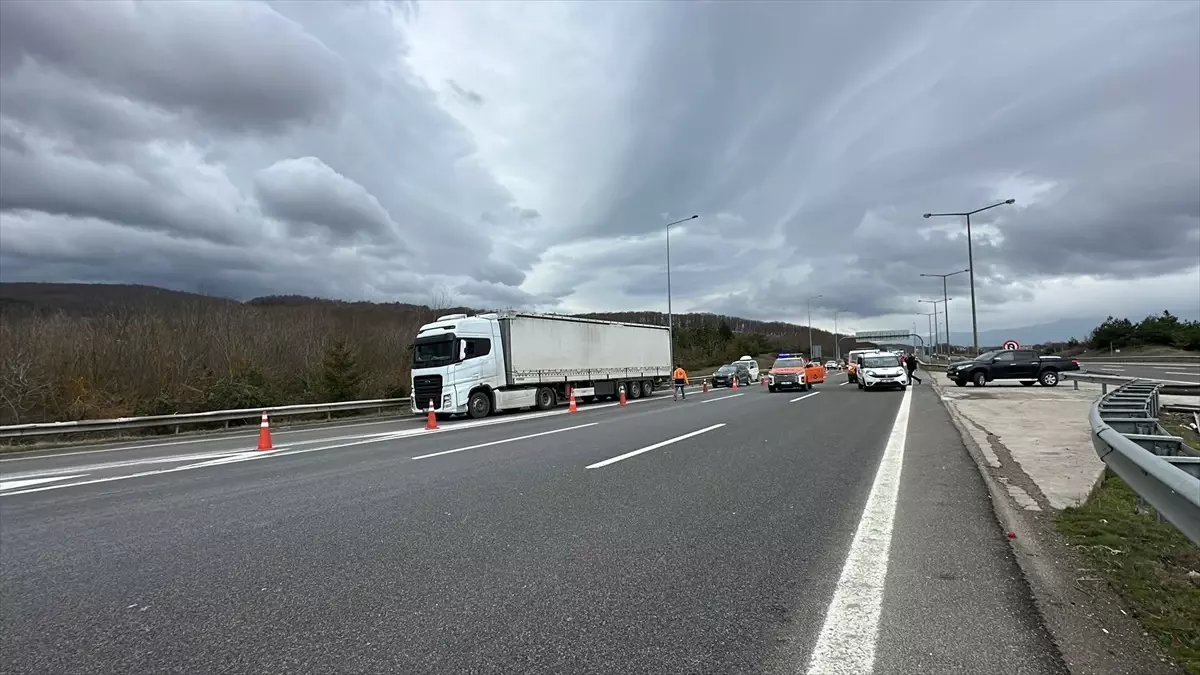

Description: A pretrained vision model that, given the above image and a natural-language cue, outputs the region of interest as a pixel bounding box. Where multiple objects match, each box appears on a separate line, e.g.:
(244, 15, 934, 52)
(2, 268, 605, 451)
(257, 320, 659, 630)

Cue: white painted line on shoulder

(586, 424, 725, 469)
(1, 474, 88, 491)
(805, 384, 912, 675)
(790, 392, 821, 403)
(1163, 371, 1200, 377)
(839, 381, 849, 387)
(698, 393, 744, 404)
(412, 423, 597, 460)
(1, 449, 250, 481)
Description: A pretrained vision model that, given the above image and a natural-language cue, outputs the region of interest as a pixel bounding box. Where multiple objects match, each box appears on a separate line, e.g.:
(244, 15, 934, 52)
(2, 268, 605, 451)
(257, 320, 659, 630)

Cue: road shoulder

(929, 371, 1184, 675)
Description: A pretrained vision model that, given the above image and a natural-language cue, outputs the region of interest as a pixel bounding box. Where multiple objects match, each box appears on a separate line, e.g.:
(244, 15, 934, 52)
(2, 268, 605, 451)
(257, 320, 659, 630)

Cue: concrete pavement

(1, 379, 1067, 674)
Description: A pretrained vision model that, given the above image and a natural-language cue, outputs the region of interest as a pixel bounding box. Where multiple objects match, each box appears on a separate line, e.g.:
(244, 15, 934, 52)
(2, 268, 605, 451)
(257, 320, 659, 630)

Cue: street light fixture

(918, 298, 951, 357)
(665, 214, 700, 366)
(923, 199, 1015, 354)
(806, 295, 823, 358)
(920, 269, 968, 357)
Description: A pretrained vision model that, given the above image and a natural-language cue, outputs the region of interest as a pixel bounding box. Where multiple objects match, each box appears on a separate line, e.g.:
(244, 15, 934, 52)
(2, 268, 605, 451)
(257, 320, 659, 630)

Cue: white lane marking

(1162, 371, 1200, 378)
(0, 449, 249, 481)
(698, 393, 744, 404)
(805, 384, 912, 675)
(790, 392, 821, 403)
(1, 393, 685, 497)
(1, 387, 705, 464)
(585, 424, 725, 469)
(839, 381, 850, 387)
(1, 474, 88, 491)
(412, 423, 597, 460)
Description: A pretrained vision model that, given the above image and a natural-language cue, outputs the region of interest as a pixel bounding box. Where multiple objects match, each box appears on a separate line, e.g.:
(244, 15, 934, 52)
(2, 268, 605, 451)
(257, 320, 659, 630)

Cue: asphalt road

(1080, 361, 1200, 384)
(1, 379, 1066, 675)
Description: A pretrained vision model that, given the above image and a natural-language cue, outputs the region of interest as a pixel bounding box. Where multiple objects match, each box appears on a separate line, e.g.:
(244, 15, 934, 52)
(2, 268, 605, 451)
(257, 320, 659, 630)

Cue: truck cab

(411, 313, 502, 418)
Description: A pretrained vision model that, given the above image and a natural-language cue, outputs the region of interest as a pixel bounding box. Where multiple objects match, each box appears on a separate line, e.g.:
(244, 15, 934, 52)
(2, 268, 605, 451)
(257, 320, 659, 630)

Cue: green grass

(1160, 413, 1200, 451)
(1057, 471, 1200, 674)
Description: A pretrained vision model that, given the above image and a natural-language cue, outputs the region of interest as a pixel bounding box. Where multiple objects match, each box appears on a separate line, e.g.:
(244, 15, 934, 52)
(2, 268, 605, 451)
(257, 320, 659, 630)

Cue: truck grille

(413, 375, 444, 409)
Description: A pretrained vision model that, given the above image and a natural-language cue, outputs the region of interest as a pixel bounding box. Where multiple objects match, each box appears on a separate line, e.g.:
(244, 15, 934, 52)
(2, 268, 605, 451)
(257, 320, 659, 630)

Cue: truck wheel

(768, 385, 777, 393)
(1039, 370, 1059, 387)
(534, 387, 556, 410)
(954, 379, 967, 387)
(972, 371, 987, 387)
(1020, 381, 1035, 387)
(641, 380, 654, 397)
(467, 390, 492, 419)
(628, 382, 642, 399)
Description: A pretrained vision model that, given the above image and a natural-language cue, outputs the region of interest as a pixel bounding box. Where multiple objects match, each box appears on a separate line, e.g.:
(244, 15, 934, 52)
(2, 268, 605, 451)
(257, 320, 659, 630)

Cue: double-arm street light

(665, 214, 700, 366)
(807, 295, 823, 358)
(918, 298, 951, 357)
(923, 199, 1015, 354)
(920, 311, 937, 357)
(920, 269, 968, 357)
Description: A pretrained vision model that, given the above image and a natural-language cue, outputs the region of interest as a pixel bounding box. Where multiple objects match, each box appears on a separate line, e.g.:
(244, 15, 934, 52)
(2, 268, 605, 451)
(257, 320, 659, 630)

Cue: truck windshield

(773, 359, 805, 369)
(975, 350, 1002, 361)
(413, 335, 456, 367)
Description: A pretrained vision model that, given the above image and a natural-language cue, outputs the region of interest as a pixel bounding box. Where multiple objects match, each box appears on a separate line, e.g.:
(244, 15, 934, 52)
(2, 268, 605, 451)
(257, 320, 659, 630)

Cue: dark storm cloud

(1, 0, 1196, 322)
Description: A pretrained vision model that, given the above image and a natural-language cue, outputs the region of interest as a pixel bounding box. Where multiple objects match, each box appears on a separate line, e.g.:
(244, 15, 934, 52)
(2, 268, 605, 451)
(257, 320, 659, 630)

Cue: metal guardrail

(1065, 372, 1200, 397)
(0, 398, 414, 440)
(1089, 380, 1200, 545)
(0, 375, 722, 441)
(1073, 355, 1200, 364)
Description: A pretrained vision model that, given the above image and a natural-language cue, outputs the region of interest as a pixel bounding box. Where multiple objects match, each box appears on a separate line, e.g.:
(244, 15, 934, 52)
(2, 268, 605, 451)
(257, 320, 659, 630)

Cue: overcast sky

(1, 0, 1197, 335)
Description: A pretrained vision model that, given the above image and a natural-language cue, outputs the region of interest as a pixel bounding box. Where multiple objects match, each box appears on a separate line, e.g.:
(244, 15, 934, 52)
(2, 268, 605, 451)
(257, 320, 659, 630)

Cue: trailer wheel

(628, 381, 642, 399)
(467, 390, 492, 419)
(534, 386, 556, 410)
(641, 380, 654, 397)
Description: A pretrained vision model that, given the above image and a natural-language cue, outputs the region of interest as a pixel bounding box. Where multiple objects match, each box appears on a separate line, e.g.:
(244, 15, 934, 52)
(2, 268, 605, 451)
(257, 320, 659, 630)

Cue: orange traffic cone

(257, 411, 273, 451)
(426, 400, 438, 430)
(619, 386, 628, 406)
(568, 387, 578, 413)
(732, 378, 739, 391)
(703, 379, 709, 393)
(761, 377, 767, 389)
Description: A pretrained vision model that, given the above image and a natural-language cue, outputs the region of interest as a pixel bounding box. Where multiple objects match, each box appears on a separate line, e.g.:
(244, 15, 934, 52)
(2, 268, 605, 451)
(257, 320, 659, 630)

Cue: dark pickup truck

(945, 349, 1081, 387)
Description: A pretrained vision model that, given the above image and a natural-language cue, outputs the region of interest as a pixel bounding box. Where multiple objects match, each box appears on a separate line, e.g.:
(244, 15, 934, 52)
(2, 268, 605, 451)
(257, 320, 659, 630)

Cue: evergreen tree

(318, 339, 362, 402)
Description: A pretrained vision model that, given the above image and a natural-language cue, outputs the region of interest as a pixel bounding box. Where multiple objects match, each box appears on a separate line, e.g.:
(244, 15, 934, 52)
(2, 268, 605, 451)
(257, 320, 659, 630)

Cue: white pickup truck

(410, 311, 673, 419)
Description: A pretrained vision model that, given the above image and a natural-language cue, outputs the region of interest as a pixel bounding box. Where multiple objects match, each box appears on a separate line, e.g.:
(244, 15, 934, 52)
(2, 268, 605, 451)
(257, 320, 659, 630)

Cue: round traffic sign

(1002, 340, 1020, 350)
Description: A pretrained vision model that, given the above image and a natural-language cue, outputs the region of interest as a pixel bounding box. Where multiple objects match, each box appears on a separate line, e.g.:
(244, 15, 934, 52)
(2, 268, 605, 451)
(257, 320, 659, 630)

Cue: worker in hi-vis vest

(672, 365, 689, 400)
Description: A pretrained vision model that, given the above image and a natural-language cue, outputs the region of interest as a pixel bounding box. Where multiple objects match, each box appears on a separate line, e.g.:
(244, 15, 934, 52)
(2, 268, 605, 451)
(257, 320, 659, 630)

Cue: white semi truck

(409, 311, 674, 419)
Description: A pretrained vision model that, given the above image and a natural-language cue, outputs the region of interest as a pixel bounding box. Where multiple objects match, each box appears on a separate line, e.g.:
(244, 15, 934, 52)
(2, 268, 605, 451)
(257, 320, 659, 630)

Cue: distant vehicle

(767, 354, 809, 392)
(825, 360, 839, 371)
(410, 311, 672, 419)
(712, 363, 752, 387)
(804, 360, 827, 385)
(858, 352, 907, 391)
(845, 348, 875, 383)
(945, 349, 1081, 388)
(735, 355, 761, 381)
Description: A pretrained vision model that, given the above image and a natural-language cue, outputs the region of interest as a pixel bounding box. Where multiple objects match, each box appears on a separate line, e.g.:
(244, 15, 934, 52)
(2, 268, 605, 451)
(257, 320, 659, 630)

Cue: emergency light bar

(777, 352, 794, 357)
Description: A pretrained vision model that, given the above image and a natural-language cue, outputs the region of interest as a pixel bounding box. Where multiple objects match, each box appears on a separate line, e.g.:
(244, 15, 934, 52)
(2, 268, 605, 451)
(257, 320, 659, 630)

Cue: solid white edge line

(698, 393, 744, 404)
(839, 381, 850, 387)
(412, 423, 597, 460)
(790, 392, 821, 403)
(805, 384, 912, 675)
(0, 474, 89, 491)
(585, 423, 725, 470)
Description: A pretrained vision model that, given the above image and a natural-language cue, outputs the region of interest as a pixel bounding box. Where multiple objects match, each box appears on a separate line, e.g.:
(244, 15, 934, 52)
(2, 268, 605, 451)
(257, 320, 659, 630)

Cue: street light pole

(923, 199, 1015, 355)
(806, 295, 823, 358)
(921, 312, 935, 356)
(665, 214, 699, 367)
(920, 269, 968, 357)
(833, 310, 846, 361)
(919, 298, 952, 358)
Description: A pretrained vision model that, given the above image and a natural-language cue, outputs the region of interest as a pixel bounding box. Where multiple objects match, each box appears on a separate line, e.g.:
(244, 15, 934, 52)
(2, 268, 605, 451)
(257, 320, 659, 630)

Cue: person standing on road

(904, 353, 922, 385)
(672, 364, 689, 400)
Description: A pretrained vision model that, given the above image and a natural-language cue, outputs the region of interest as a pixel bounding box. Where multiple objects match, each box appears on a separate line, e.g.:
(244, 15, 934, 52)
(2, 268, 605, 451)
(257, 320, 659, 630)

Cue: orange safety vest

(672, 367, 688, 382)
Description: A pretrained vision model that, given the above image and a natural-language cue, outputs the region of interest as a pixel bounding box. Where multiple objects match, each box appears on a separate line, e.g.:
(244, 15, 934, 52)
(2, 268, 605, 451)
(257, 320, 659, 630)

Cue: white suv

(858, 351, 908, 391)
(735, 355, 761, 381)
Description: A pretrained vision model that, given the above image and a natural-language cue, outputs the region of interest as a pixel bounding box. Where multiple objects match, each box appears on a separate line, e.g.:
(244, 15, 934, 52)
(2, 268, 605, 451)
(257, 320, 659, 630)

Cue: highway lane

(1081, 361, 1200, 384)
(0, 380, 1064, 674)
(0, 383, 711, 486)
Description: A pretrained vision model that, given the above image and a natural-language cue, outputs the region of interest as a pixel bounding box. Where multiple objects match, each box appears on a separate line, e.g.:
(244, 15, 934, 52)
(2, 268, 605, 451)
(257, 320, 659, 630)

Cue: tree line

(1086, 311, 1200, 352)
(0, 285, 854, 426)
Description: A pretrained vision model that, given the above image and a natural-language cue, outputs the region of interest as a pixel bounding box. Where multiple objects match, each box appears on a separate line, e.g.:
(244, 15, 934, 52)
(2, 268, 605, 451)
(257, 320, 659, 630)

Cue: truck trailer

(409, 311, 674, 419)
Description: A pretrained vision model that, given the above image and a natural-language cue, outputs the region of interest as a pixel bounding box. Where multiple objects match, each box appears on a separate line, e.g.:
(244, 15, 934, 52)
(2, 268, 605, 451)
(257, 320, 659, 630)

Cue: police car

(857, 351, 908, 391)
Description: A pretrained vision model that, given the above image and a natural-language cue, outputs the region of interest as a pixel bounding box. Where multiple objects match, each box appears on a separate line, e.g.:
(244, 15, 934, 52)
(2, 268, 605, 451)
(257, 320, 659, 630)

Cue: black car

(711, 363, 752, 387)
(946, 349, 1081, 387)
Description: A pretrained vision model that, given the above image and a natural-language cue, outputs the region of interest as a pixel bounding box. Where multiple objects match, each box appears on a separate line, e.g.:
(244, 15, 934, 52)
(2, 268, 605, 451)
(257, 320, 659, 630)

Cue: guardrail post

(1102, 382, 1108, 395)
(1073, 378, 1078, 391)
